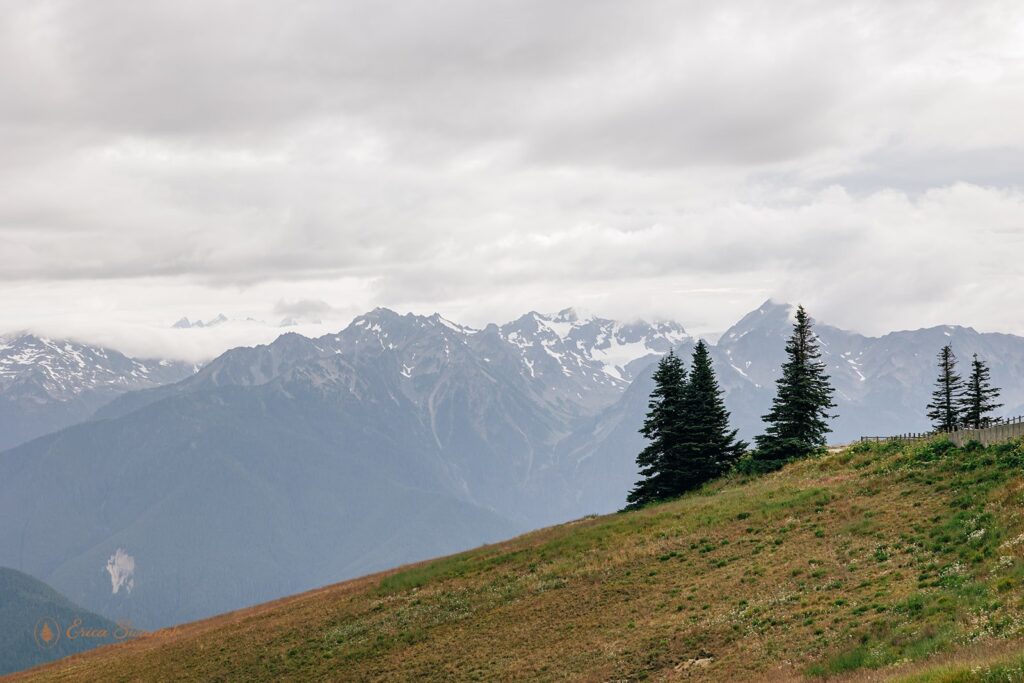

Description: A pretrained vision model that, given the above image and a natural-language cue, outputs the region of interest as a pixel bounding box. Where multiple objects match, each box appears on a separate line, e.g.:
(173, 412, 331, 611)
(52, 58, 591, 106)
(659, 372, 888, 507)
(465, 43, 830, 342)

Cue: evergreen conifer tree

(959, 353, 1002, 429)
(926, 345, 964, 432)
(673, 340, 747, 487)
(752, 305, 835, 471)
(626, 350, 686, 509)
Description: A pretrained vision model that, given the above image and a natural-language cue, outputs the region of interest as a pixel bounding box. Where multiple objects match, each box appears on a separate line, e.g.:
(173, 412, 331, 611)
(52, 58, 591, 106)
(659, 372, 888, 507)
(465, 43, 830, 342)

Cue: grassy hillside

(13, 438, 1024, 682)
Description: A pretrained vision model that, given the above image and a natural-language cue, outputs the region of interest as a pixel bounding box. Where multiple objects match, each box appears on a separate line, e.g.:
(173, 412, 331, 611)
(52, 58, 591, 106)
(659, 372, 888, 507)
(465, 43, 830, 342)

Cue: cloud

(5, 181, 1019, 361)
(272, 298, 337, 324)
(1, 0, 1023, 354)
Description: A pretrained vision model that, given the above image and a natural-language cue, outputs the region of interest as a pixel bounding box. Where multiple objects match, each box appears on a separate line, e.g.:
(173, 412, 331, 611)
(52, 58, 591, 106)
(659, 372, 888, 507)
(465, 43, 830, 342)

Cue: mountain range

(171, 313, 229, 329)
(0, 334, 195, 451)
(2, 301, 1023, 633)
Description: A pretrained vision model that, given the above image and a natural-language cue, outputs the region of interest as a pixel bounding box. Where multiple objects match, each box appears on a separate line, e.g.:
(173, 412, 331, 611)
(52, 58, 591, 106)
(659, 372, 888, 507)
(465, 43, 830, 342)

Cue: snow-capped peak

(718, 299, 796, 345)
(499, 311, 688, 385)
(429, 313, 479, 335)
(0, 333, 196, 401)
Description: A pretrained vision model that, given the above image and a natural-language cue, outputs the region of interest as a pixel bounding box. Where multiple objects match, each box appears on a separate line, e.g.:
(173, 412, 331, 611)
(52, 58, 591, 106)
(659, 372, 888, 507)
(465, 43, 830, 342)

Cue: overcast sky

(2, 0, 1023, 360)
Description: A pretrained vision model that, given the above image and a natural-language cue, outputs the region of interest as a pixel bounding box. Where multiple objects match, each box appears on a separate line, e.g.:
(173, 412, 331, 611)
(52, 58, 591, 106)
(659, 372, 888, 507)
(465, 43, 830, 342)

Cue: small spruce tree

(626, 350, 686, 509)
(926, 345, 964, 432)
(674, 340, 747, 487)
(959, 353, 1002, 429)
(752, 305, 836, 471)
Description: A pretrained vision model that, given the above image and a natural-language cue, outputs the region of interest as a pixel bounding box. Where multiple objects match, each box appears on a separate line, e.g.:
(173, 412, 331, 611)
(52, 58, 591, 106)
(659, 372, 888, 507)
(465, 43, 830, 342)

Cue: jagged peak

(347, 308, 479, 333)
(718, 299, 798, 345)
(499, 311, 544, 331)
(428, 313, 479, 334)
(368, 306, 401, 317)
(349, 307, 402, 327)
(884, 323, 979, 338)
(171, 313, 230, 329)
(272, 331, 313, 345)
(756, 298, 795, 315)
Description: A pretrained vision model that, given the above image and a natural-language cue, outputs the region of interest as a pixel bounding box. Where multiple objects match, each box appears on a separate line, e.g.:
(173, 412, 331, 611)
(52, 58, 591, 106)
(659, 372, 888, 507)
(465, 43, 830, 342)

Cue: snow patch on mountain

(0, 334, 195, 400)
(591, 339, 655, 381)
(492, 310, 691, 412)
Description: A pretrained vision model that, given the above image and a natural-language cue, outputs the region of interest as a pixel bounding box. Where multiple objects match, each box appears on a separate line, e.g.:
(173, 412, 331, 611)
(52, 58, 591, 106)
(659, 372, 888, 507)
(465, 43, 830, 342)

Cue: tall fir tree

(925, 345, 964, 432)
(960, 353, 1002, 429)
(626, 350, 686, 509)
(752, 305, 836, 471)
(673, 340, 747, 488)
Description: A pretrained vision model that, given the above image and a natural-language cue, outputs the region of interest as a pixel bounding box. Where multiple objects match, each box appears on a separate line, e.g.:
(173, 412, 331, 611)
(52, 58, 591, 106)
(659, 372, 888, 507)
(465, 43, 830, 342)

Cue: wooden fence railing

(860, 433, 929, 443)
(861, 415, 1024, 445)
